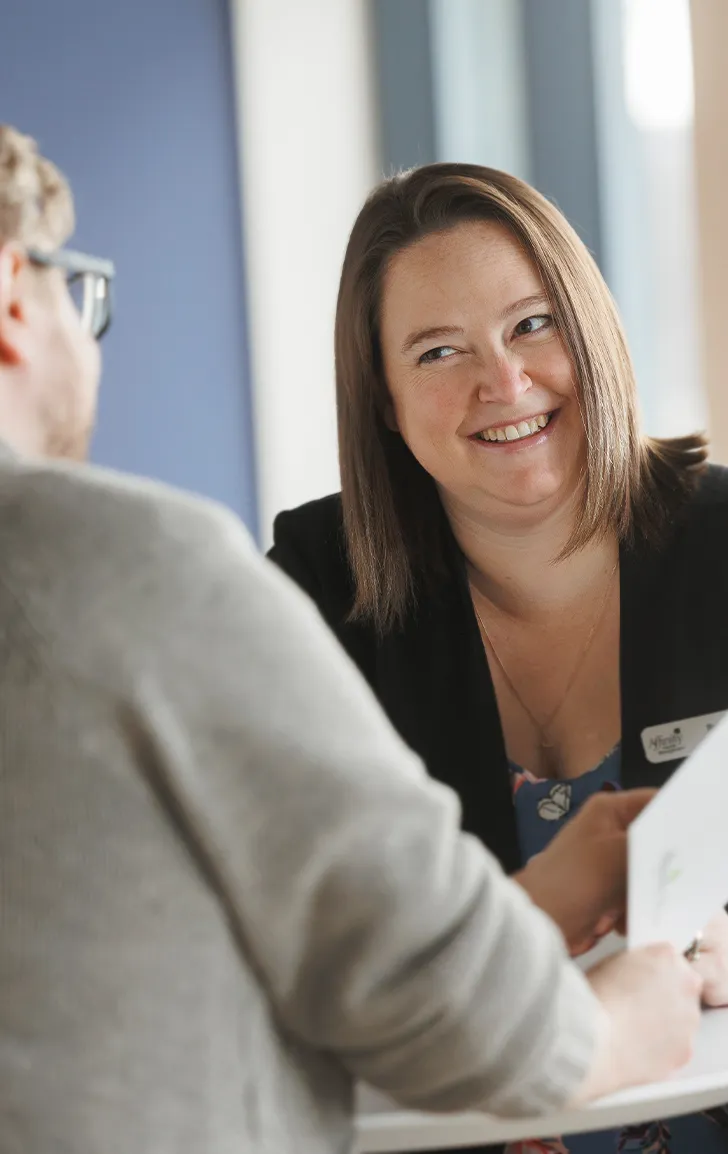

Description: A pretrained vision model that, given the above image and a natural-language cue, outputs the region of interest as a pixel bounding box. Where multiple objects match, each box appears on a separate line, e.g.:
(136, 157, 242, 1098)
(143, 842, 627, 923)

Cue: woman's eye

(513, 314, 552, 337)
(418, 345, 457, 364)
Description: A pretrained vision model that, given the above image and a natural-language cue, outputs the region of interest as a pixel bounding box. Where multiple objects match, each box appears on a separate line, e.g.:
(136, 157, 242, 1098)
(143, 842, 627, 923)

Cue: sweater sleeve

(110, 501, 604, 1118)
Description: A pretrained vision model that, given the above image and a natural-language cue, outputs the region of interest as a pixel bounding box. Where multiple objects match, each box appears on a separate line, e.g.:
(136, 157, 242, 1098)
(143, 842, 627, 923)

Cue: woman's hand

(692, 910, 728, 1007)
(571, 944, 703, 1105)
(514, 788, 656, 956)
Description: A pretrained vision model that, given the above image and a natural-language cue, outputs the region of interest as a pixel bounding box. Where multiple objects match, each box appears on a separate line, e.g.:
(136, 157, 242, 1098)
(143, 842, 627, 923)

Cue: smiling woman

(326, 166, 705, 634)
(269, 163, 728, 1153)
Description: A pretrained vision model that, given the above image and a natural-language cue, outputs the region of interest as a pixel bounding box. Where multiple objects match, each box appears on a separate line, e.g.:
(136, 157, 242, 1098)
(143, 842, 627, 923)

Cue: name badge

(641, 711, 727, 764)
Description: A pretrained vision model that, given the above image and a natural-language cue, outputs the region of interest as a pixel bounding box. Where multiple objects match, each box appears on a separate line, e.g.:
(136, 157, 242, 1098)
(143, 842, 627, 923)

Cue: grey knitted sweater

(0, 443, 600, 1153)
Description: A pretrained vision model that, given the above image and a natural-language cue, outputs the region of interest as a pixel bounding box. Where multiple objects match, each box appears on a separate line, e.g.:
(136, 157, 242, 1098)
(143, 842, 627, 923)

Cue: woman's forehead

(380, 221, 542, 330)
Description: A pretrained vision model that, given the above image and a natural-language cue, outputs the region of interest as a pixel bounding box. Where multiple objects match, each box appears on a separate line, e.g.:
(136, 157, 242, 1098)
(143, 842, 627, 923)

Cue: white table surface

(355, 1007, 728, 1152)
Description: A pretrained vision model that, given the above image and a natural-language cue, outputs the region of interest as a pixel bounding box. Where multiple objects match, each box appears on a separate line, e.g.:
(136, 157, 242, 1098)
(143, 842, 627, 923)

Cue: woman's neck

(444, 491, 618, 622)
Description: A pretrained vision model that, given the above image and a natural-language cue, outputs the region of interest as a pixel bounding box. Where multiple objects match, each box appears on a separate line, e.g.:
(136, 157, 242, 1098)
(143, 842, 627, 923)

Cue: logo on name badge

(649, 727, 685, 757)
(641, 711, 727, 764)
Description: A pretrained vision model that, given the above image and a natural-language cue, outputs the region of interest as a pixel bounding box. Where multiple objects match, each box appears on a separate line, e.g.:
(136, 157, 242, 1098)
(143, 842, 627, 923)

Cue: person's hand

(570, 944, 703, 1105)
(692, 910, 728, 1007)
(514, 789, 656, 955)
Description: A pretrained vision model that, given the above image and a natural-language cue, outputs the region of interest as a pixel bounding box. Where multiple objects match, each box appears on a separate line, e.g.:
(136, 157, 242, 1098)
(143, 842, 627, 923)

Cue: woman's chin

(478, 470, 573, 514)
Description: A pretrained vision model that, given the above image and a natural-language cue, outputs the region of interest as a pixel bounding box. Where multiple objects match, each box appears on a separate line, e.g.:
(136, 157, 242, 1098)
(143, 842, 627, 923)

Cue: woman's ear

(0, 246, 28, 366)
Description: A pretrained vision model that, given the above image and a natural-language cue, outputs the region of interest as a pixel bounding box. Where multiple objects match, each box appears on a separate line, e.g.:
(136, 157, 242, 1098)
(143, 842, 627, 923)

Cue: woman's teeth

(476, 413, 551, 443)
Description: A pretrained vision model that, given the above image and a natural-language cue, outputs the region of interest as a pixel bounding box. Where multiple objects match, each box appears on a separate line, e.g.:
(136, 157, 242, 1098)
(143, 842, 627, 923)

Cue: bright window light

(623, 0, 694, 130)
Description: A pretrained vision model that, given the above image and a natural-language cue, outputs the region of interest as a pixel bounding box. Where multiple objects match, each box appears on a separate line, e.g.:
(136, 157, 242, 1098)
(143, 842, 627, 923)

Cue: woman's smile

(468, 408, 559, 450)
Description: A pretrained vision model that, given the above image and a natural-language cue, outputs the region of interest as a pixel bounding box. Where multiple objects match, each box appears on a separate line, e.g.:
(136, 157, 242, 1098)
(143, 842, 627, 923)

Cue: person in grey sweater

(0, 124, 702, 1154)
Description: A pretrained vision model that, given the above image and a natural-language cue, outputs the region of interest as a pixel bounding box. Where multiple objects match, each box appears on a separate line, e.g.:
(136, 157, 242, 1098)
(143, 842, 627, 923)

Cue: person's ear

(0, 245, 28, 366)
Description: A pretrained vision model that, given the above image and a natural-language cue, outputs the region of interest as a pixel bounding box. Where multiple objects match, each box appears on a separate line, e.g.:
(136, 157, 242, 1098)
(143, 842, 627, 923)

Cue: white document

(628, 710, 728, 951)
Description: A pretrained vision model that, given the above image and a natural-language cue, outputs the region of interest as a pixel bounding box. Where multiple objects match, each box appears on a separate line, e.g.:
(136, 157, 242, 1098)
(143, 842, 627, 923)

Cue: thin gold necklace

(470, 561, 618, 750)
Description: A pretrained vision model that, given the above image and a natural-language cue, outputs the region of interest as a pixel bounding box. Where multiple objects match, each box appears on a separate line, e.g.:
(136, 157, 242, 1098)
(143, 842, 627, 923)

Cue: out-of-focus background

(3, 0, 725, 545)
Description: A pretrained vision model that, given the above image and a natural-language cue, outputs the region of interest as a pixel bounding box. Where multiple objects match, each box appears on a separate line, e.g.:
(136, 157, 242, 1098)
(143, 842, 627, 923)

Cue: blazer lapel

(377, 551, 522, 874)
(620, 538, 677, 788)
(620, 514, 728, 790)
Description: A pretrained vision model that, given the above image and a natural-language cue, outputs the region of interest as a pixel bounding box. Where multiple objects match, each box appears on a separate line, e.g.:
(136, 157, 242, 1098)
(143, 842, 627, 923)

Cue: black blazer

(269, 465, 728, 877)
(269, 465, 728, 1152)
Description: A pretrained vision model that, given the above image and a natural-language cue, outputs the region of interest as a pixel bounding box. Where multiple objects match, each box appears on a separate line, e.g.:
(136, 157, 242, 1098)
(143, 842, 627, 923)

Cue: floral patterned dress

(506, 747, 728, 1154)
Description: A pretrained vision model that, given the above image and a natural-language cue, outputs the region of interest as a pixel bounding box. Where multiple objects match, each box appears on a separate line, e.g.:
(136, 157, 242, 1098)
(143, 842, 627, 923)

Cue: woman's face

(379, 220, 585, 522)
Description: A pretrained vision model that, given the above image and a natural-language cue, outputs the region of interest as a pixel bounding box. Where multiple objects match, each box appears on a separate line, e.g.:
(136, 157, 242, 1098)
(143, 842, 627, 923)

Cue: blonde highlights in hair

(0, 125, 74, 251)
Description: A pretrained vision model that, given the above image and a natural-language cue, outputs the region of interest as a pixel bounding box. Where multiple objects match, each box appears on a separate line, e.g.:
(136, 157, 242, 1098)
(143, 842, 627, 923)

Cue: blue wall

(2, 0, 258, 534)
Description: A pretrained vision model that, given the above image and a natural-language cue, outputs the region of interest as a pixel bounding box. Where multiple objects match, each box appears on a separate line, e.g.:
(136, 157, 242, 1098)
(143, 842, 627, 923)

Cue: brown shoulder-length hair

(335, 162, 707, 634)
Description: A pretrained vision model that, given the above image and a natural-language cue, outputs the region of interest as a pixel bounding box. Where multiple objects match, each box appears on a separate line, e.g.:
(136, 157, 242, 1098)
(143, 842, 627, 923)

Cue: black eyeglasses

(27, 247, 116, 340)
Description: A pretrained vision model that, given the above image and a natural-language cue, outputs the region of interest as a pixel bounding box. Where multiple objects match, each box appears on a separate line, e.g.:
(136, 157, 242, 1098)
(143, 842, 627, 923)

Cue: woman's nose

(476, 351, 531, 406)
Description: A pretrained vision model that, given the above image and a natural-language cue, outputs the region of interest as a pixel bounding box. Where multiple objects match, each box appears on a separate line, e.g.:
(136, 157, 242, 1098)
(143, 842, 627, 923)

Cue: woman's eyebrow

(400, 325, 464, 356)
(400, 295, 550, 355)
(499, 293, 550, 321)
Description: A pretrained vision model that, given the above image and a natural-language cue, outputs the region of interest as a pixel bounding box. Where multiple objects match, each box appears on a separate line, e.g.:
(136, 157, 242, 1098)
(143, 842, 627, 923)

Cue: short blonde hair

(336, 163, 707, 632)
(0, 125, 74, 251)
